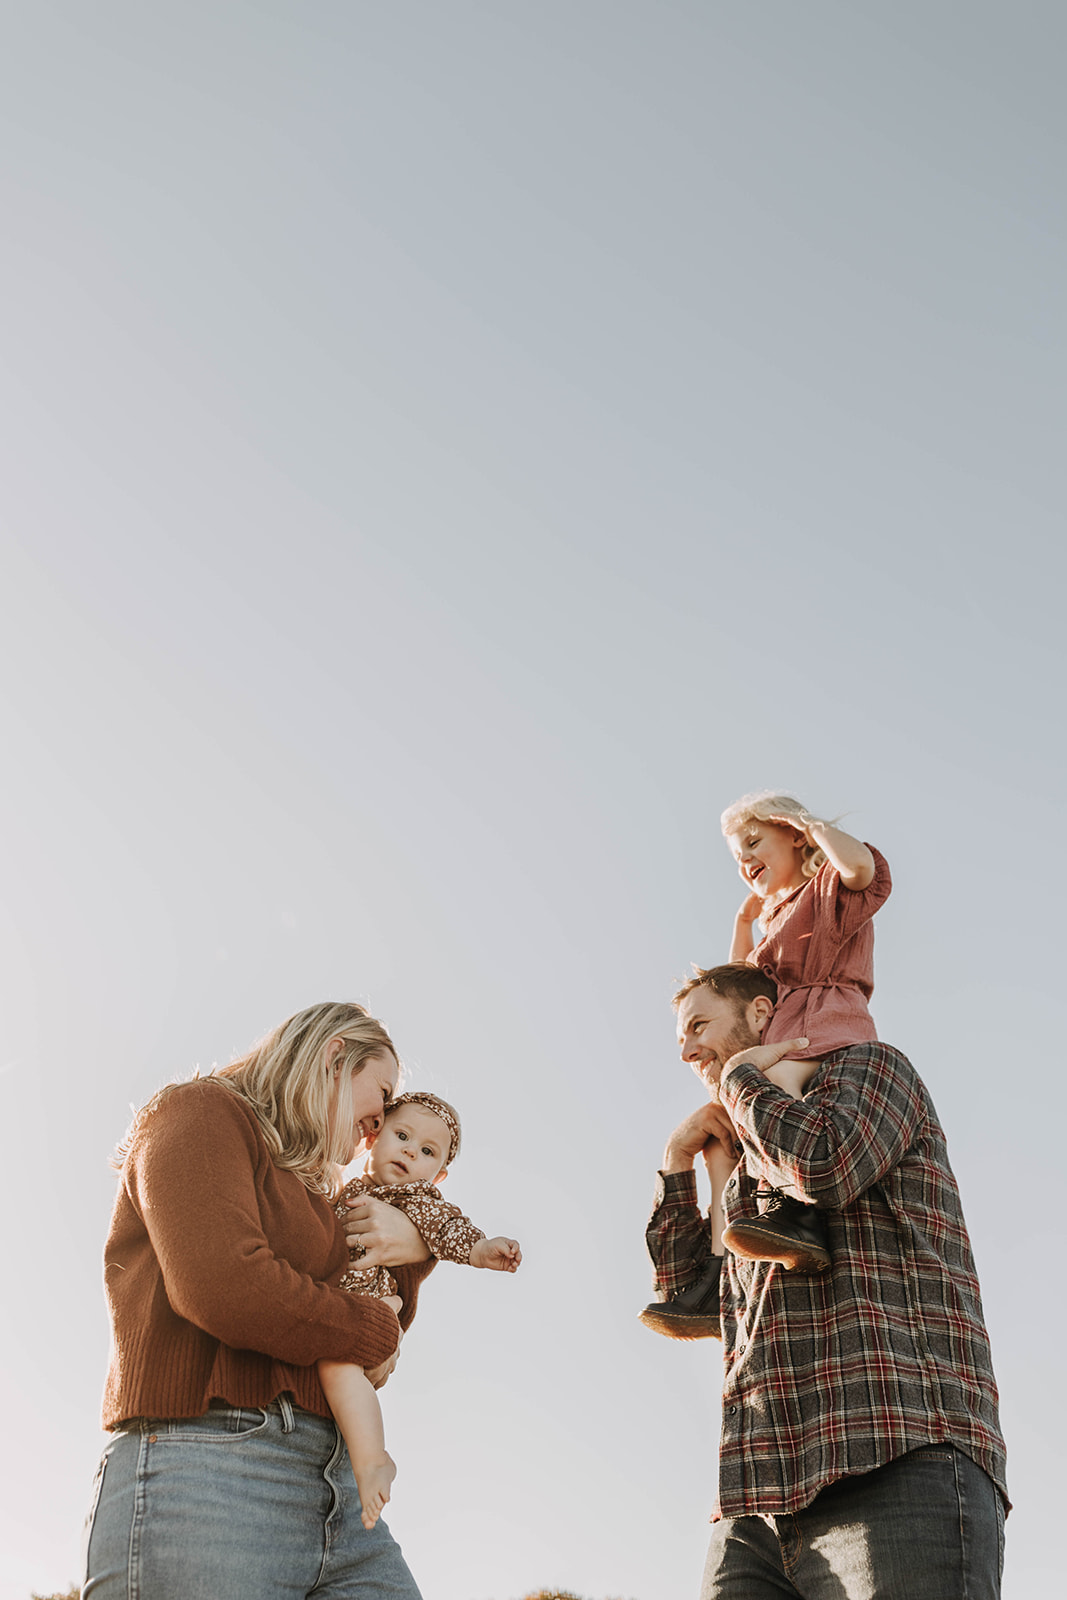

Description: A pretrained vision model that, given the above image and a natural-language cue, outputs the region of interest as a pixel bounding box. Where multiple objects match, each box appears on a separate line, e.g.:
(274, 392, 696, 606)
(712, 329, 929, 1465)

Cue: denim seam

(127, 1427, 152, 1600)
(954, 1446, 973, 1600)
(313, 1420, 348, 1591)
(776, 1512, 803, 1581)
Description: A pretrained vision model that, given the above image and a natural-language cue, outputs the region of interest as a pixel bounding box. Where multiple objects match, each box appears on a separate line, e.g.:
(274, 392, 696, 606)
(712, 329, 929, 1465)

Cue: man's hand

(469, 1236, 522, 1272)
(663, 1101, 739, 1174)
(341, 1197, 432, 1268)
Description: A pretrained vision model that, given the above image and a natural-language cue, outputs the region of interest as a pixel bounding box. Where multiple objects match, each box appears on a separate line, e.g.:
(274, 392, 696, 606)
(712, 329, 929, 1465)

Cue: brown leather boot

(638, 1258, 722, 1340)
(723, 1190, 831, 1273)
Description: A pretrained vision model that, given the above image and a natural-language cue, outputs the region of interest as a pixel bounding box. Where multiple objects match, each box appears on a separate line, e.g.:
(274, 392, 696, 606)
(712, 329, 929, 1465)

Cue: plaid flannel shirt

(646, 1041, 1008, 1519)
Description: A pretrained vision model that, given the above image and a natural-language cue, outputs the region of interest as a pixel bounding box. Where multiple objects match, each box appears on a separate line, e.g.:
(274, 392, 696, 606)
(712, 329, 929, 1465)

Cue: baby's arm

(469, 1236, 522, 1272)
(392, 1188, 487, 1266)
(317, 1359, 396, 1530)
(387, 1187, 522, 1272)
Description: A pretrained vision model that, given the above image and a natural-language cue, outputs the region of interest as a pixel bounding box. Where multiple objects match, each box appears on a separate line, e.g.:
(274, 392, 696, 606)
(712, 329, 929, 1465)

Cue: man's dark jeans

(701, 1446, 1005, 1599)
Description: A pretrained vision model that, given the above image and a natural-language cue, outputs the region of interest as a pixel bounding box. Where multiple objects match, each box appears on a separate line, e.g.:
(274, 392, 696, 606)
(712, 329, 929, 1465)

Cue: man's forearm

(646, 1170, 718, 1297)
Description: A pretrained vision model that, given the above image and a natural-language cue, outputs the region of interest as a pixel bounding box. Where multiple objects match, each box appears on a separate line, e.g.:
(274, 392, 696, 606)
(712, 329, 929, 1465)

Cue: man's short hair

(672, 963, 778, 1011)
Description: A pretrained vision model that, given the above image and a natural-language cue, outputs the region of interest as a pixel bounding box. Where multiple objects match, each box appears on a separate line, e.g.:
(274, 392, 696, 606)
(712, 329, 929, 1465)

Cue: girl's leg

(762, 1057, 820, 1098)
(702, 1139, 738, 1255)
(317, 1360, 396, 1530)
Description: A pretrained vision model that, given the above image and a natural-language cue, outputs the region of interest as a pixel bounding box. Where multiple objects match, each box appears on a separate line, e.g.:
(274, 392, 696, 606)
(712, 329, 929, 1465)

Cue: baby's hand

(469, 1236, 522, 1272)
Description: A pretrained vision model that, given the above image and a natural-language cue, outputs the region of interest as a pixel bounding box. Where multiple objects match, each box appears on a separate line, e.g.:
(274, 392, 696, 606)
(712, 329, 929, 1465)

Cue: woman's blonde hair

(720, 791, 828, 882)
(117, 1002, 399, 1196)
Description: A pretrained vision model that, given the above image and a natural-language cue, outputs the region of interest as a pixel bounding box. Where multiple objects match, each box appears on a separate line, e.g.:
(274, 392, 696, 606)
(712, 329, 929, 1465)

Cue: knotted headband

(385, 1091, 462, 1166)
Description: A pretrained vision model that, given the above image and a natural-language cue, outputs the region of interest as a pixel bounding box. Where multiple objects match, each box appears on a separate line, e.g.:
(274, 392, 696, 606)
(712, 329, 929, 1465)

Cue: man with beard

(646, 964, 1008, 1600)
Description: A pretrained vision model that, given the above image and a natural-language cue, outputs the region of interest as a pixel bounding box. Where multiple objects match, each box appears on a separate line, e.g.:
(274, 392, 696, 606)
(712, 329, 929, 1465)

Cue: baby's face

(365, 1104, 450, 1186)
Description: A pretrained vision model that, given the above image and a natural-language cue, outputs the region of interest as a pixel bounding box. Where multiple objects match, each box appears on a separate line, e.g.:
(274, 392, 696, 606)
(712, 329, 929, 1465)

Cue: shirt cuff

(717, 1061, 766, 1106)
(653, 1168, 700, 1209)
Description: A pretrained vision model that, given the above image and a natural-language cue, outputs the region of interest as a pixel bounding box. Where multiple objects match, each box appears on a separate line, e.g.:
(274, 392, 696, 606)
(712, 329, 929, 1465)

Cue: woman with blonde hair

(82, 1001, 433, 1600)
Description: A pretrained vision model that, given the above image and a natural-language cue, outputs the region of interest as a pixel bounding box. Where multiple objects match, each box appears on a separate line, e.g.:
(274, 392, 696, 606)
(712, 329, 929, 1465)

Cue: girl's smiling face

(727, 820, 808, 902)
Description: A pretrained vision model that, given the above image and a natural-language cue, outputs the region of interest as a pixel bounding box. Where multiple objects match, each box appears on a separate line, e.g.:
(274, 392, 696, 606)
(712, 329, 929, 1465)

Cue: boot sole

(637, 1306, 722, 1340)
(723, 1222, 831, 1273)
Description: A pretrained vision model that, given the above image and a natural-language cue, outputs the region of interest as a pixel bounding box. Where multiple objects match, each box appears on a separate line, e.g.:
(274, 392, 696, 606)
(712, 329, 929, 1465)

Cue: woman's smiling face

(326, 1048, 399, 1165)
(727, 819, 808, 902)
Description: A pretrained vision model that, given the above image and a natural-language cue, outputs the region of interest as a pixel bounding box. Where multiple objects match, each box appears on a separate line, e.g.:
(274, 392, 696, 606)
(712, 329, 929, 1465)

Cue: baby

(318, 1092, 521, 1528)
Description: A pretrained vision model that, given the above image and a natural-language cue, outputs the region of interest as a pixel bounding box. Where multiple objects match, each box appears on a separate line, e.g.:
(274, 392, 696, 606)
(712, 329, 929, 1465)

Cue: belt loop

(278, 1392, 296, 1433)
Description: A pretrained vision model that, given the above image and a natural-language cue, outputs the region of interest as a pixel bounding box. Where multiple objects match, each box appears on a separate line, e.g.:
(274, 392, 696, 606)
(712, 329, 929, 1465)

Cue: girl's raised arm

(768, 811, 876, 892)
(730, 892, 764, 961)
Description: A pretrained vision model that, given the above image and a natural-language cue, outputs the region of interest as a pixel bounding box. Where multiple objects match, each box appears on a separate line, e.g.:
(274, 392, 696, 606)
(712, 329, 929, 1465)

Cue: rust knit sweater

(101, 1078, 435, 1430)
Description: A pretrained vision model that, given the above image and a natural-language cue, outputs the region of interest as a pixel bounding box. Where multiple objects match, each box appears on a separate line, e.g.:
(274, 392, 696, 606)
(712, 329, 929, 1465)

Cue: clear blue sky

(1, 5, 1063, 1597)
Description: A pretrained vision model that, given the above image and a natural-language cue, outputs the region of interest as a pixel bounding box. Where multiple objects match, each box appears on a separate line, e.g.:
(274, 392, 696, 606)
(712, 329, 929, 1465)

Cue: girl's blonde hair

(117, 1001, 399, 1196)
(720, 791, 828, 882)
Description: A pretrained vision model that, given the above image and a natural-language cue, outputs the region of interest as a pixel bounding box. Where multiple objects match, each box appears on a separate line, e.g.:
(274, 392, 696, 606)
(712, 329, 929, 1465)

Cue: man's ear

(750, 995, 775, 1031)
(434, 1166, 449, 1185)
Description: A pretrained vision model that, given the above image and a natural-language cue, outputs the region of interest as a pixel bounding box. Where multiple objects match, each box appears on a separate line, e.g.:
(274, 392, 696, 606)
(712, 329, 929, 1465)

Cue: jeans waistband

(206, 1393, 297, 1432)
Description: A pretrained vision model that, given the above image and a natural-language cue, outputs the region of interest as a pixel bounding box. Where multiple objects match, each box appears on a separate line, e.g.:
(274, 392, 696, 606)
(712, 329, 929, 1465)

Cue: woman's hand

(364, 1343, 401, 1391)
(341, 1197, 431, 1268)
(360, 1296, 404, 1390)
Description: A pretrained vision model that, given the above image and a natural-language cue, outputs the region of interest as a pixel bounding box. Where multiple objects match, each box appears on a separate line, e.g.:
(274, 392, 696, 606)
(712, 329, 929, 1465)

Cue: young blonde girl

(717, 791, 892, 1269)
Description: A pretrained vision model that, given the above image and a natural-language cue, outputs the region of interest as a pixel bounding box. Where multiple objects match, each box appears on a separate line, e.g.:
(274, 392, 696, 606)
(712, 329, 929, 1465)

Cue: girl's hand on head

(765, 812, 817, 841)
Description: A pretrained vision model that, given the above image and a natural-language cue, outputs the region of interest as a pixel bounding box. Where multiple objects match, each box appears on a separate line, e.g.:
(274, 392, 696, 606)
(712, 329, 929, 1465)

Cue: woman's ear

(326, 1036, 346, 1076)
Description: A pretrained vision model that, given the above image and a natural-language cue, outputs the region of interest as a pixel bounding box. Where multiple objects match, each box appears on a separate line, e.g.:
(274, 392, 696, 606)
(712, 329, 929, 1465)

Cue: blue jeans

(701, 1446, 1005, 1599)
(81, 1397, 423, 1600)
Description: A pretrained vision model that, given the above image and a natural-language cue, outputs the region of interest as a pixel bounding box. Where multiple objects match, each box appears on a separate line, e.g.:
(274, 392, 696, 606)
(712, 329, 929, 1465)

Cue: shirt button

(727, 1405, 737, 1415)
(726, 1178, 737, 1191)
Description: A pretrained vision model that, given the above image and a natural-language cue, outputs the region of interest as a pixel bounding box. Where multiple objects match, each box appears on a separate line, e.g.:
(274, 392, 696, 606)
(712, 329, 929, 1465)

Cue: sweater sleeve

(123, 1083, 401, 1370)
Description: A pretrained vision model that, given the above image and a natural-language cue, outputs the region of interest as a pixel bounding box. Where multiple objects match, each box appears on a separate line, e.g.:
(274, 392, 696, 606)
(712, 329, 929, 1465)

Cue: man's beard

(720, 1012, 763, 1062)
